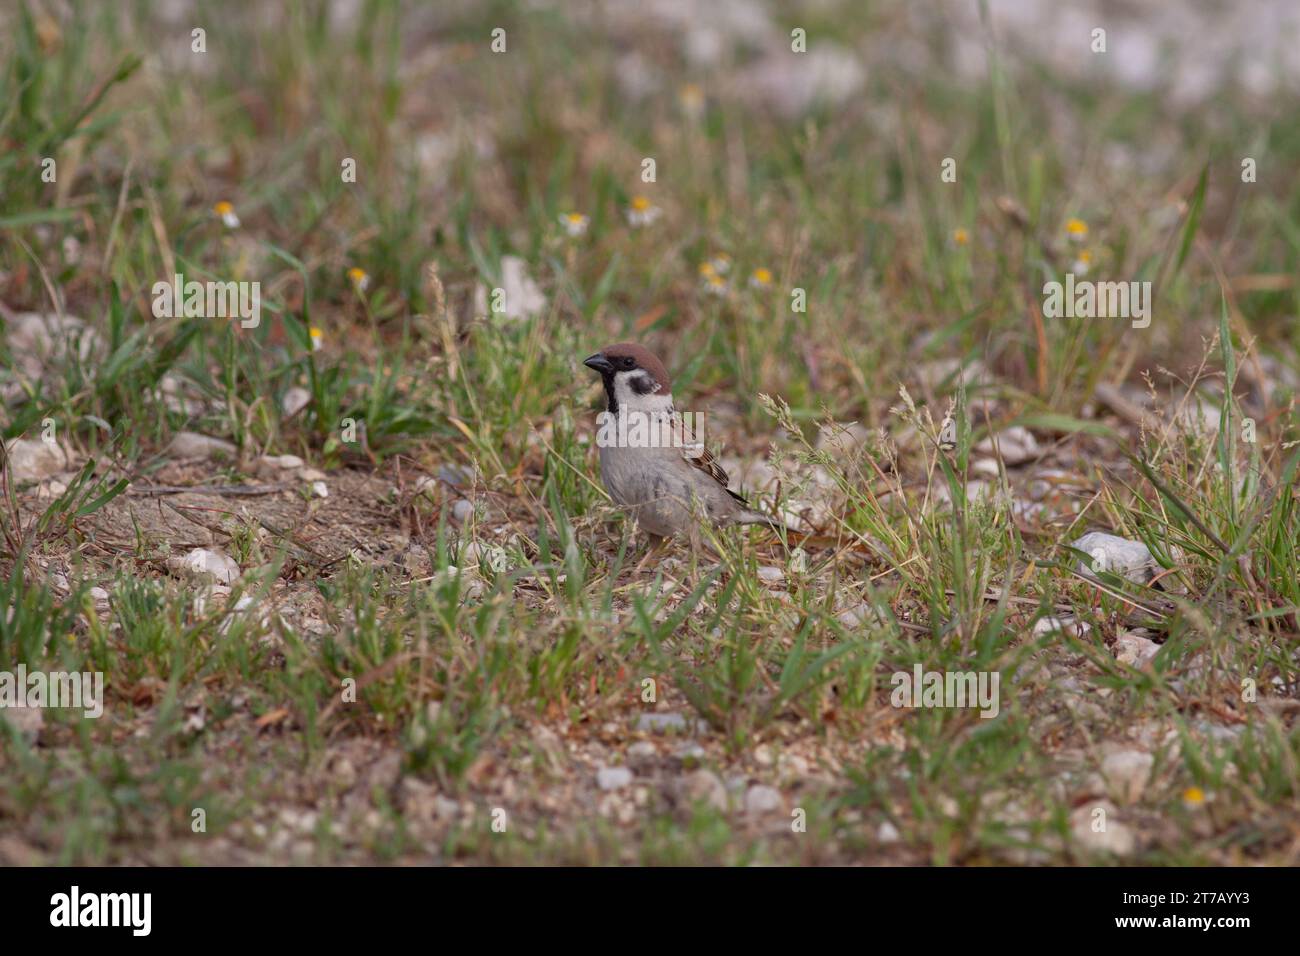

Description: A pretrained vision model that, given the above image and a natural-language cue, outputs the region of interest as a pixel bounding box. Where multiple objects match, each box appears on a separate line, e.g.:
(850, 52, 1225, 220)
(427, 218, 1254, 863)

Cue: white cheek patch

(613, 371, 672, 412)
(611, 372, 636, 407)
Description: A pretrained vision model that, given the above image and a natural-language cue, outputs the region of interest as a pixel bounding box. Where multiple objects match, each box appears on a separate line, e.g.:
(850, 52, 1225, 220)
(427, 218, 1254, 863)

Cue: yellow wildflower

(679, 83, 705, 120)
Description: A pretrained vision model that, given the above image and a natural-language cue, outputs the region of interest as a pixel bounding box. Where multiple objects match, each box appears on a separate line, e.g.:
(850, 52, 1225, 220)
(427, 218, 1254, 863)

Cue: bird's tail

(733, 508, 803, 538)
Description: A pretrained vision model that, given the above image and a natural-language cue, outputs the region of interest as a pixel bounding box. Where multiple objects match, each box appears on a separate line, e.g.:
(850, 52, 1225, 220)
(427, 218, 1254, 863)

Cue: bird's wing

(681, 427, 795, 533)
(682, 440, 749, 505)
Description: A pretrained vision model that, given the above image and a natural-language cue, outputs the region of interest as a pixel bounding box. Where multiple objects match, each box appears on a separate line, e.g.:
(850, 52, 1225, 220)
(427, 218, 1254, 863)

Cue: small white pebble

(744, 784, 783, 814)
(597, 766, 634, 791)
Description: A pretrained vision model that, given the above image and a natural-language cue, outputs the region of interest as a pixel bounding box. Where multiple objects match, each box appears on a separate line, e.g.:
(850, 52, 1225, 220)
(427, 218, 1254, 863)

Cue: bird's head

(583, 343, 672, 413)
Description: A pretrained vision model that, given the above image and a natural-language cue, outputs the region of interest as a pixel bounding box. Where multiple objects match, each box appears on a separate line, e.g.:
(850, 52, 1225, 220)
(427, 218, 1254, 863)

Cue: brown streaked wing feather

(683, 442, 749, 505)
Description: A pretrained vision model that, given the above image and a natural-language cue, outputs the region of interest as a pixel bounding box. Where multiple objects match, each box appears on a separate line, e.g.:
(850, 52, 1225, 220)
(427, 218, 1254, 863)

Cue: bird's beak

(583, 353, 614, 375)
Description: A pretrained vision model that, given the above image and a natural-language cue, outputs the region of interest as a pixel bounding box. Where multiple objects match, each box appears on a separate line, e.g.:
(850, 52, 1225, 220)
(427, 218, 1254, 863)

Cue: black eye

(621, 357, 635, 369)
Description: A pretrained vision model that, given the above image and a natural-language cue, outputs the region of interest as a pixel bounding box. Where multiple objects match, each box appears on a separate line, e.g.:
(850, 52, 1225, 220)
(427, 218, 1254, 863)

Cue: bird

(582, 342, 790, 543)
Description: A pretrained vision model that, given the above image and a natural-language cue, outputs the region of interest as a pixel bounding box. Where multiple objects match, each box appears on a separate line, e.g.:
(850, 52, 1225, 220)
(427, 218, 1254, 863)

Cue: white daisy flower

(625, 196, 662, 228)
(213, 201, 240, 229)
(560, 212, 589, 237)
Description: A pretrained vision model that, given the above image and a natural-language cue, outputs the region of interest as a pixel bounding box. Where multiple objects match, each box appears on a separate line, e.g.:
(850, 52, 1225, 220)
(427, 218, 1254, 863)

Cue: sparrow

(582, 342, 789, 541)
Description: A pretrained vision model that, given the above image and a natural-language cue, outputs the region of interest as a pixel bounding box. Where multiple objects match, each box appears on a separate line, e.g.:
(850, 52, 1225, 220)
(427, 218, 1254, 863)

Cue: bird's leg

(634, 532, 670, 574)
(685, 521, 707, 568)
(682, 521, 728, 588)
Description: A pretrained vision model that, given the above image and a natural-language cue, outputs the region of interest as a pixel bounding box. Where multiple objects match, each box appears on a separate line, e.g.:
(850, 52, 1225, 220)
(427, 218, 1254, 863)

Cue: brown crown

(599, 342, 671, 391)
